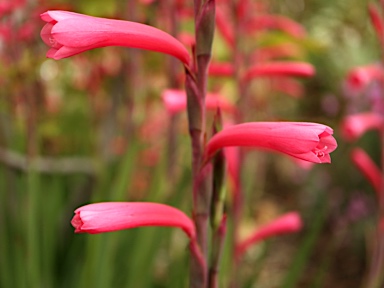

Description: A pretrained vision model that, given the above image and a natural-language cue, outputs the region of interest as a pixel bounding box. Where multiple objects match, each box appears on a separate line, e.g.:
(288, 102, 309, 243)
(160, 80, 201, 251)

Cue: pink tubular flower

(271, 77, 304, 98)
(341, 112, 384, 141)
(215, 7, 234, 48)
(245, 14, 306, 38)
(161, 89, 235, 114)
(40, 10, 190, 65)
(208, 62, 234, 77)
(255, 43, 302, 62)
(244, 62, 315, 82)
(369, 3, 384, 49)
(235, 212, 302, 259)
(71, 202, 196, 239)
(204, 122, 337, 163)
(351, 148, 382, 197)
(345, 64, 384, 92)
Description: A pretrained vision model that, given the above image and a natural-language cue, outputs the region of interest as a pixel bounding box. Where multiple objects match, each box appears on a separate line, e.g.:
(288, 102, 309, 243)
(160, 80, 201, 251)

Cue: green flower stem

(27, 166, 41, 288)
(209, 216, 227, 288)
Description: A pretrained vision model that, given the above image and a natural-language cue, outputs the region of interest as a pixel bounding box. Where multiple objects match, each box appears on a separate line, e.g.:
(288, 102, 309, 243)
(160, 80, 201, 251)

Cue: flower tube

(40, 10, 190, 65)
(204, 122, 337, 163)
(345, 64, 384, 92)
(161, 89, 235, 114)
(71, 202, 195, 238)
(244, 62, 315, 82)
(341, 112, 384, 141)
(235, 212, 302, 259)
(351, 148, 382, 197)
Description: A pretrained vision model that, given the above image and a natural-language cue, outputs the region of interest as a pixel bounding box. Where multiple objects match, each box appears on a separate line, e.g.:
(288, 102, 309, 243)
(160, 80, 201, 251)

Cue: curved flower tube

(255, 43, 302, 62)
(351, 148, 382, 197)
(71, 202, 207, 275)
(71, 202, 195, 238)
(341, 112, 384, 141)
(204, 122, 337, 163)
(208, 62, 234, 77)
(235, 212, 302, 259)
(245, 14, 306, 38)
(369, 3, 384, 49)
(40, 10, 190, 65)
(345, 64, 383, 92)
(271, 77, 304, 98)
(244, 62, 315, 82)
(215, 7, 234, 48)
(161, 89, 235, 114)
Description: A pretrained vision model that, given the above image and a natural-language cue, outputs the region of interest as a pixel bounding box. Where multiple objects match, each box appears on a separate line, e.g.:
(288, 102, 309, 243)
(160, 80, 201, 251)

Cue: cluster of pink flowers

(40, 6, 337, 285)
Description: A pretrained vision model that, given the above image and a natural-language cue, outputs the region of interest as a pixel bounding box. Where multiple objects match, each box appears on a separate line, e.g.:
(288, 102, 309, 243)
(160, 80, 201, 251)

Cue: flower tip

(285, 212, 303, 232)
(40, 11, 53, 22)
(71, 212, 84, 233)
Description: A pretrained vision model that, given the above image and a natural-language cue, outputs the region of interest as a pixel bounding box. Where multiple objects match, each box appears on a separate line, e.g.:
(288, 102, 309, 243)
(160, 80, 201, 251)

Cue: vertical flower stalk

(185, 0, 216, 286)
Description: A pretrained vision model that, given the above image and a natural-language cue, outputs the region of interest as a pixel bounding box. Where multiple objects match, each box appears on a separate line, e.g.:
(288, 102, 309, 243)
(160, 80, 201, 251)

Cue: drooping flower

(204, 122, 337, 163)
(208, 62, 234, 77)
(215, 6, 234, 48)
(244, 62, 315, 82)
(368, 3, 384, 49)
(71, 202, 195, 238)
(345, 64, 383, 93)
(40, 10, 190, 65)
(255, 43, 302, 62)
(235, 212, 302, 259)
(341, 112, 384, 141)
(351, 148, 382, 197)
(270, 77, 304, 98)
(245, 14, 306, 38)
(161, 89, 235, 114)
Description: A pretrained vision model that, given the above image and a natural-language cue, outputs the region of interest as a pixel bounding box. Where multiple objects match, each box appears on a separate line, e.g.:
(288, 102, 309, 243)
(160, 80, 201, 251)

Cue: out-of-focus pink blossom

(369, 3, 384, 49)
(351, 148, 382, 197)
(0, 0, 25, 17)
(208, 62, 234, 77)
(161, 89, 235, 114)
(235, 212, 302, 259)
(345, 64, 383, 93)
(204, 122, 337, 163)
(245, 14, 306, 38)
(255, 43, 302, 62)
(341, 112, 384, 141)
(270, 77, 304, 98)
(40, 10, 190, 65)
(244, 62, 315, 82)
(215, 7, 234, 48)
(71, 202, 196, 238)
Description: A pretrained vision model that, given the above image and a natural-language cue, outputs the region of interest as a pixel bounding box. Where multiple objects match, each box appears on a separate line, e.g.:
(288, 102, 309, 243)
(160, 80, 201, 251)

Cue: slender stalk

(186, 0, 216, 286)
(209, 216, 227, 288)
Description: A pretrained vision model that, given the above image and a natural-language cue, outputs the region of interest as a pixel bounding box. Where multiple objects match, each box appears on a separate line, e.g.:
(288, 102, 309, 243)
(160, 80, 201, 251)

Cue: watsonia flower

(40, 10, 190, 65)
(204, 122, 337, 164)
